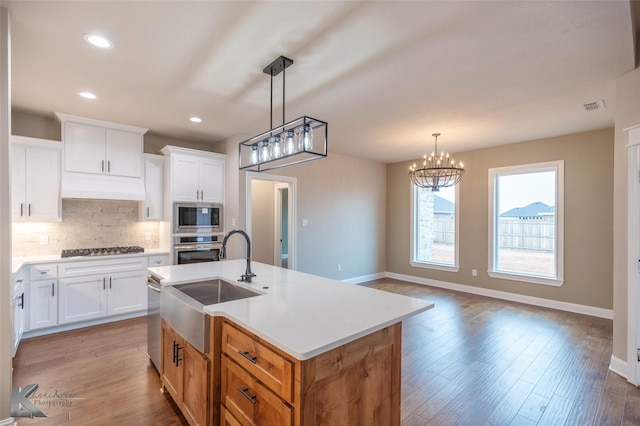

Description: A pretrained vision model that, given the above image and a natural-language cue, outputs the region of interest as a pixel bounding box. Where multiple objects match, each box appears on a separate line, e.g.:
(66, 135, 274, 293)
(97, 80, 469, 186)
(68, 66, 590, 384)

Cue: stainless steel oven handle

(147, 283, 162, 293)
(174, 244, 221, 251)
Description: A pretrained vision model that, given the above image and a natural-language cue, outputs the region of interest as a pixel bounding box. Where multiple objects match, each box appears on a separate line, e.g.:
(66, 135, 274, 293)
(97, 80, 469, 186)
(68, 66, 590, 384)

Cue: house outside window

(411, 184, 459, 272)
(488, 161, 564, 286)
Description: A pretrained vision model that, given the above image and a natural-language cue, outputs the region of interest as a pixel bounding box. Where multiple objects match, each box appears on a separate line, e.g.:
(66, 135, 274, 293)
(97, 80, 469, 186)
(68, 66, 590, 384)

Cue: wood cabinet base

(220, 320, 402, 426)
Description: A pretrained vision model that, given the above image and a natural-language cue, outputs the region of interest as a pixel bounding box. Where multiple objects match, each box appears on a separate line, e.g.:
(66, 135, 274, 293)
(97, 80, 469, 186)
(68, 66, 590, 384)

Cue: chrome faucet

(219, 229, 256, 283)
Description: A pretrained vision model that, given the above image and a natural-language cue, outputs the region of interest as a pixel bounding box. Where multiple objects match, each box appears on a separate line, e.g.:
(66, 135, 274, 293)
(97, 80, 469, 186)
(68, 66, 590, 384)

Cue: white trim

(22, 311, 147, 339)
(410, 180, 459, 270)
(385, 271, 612, 319)
(627, 142, 640, 386)
(610, 355, 628, 379)
(246, 172, 297, 270)
(487, 271, 563, 287)
(488, 160, 564, 284)
(342, 272, 386, 285)
(0, 417, 15, 426)
(410, 261, 460, 273)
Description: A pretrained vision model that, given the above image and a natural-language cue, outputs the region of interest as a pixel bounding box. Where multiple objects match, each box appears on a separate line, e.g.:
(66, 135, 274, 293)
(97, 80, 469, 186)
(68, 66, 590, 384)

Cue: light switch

(302, 219, 309, 227)
(39, 235, 49, 245)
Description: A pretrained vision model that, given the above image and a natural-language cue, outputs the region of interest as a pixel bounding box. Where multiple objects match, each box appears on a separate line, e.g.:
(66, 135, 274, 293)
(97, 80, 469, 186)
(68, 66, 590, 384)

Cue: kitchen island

(149, 259, 433, 426)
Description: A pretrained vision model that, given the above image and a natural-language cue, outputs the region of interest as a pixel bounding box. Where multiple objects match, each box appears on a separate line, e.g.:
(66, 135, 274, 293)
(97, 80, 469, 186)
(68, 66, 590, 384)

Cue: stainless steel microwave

(174, 203, 223, 234)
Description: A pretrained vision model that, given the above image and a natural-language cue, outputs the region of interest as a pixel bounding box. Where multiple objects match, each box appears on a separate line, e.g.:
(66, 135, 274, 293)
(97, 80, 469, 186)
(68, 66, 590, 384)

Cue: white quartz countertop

(12, 248, 170, 274)
(148, 259, 434, 360)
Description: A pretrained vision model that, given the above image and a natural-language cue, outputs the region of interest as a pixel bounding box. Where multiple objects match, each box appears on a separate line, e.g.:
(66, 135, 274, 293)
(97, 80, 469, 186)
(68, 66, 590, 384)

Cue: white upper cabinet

(56, 113, 148, 201)
(63, 121, 143, 178)
(142, 154, 164, 220)
(11, 136, 61, 222)
(161, 145, 225, 203)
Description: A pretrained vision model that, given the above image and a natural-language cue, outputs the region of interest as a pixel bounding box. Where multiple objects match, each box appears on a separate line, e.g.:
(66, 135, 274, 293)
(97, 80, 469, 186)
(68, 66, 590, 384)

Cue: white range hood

(61, 173, 146, 201)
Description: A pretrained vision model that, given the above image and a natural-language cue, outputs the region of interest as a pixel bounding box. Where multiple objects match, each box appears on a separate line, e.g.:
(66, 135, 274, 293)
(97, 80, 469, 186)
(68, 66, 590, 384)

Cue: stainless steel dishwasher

(147, 274, 162, 373)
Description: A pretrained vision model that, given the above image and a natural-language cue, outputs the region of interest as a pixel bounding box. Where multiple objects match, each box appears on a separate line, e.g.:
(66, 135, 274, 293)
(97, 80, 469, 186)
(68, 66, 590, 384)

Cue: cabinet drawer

(221, 322, 294, 403)
(59, 257, 148, 278)
(222, 356, 292, 426)
(30, 263, 58, 280)
(220, 406, 242, 426)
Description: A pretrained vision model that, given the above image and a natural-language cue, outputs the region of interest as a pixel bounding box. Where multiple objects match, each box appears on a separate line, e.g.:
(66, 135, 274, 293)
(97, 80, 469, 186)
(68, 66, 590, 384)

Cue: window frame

(487, 160, 564, 286)
(410, 181, 460, 272)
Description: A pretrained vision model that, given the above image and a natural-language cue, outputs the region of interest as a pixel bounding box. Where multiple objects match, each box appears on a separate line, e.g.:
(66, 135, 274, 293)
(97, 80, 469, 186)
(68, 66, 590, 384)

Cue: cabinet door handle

(200, 189, 203, 200)
(40, 271, 46, 275)
(238, 350, 258, 364)
(103, 277, 106, 290)
(109, 277, 112, 289)
(28, 204, 31, 217)
(174, 341, 182, 367)
(19, 292, 24, 309)
(20, 203, 23, 217)
(51, 283, 55, 297)
(107, 160, 111, 173)
(101, 160, 105, 172)
(237, 387, 257, 404)
(16, 279, 23, 283)
(147, 206, 150, 218)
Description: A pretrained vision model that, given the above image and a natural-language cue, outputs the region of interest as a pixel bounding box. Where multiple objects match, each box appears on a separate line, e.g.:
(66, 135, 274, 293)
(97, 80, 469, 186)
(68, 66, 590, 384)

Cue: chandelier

(238, 56, 328, 172)
(409, 133, 464, 191)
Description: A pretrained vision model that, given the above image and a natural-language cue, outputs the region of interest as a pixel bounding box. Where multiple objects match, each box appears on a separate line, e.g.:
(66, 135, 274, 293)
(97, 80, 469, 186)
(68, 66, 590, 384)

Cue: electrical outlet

(39, 235, 48, 245)
(472, 269, 477, 277)
(145, 232, 151, 241)
(231, 217, 236, 227)
(302, 219, 309, 227)
(337, 264, 342, 271)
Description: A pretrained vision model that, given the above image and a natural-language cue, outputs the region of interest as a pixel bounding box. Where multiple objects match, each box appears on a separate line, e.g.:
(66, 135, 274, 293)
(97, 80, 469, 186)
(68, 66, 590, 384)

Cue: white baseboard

(22, 311, 147, 339)
(609, 355, 628, 379)
(0, 417, 15, 426)
(385, 272, 613, 320)
(342, 272, 386, 285)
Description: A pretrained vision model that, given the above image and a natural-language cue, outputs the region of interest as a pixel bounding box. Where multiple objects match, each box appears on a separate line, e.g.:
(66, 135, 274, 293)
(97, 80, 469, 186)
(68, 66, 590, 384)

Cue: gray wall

(387, 128, 614, 309)
(251, 179, 276, 265)
(215, 134, 388, 281)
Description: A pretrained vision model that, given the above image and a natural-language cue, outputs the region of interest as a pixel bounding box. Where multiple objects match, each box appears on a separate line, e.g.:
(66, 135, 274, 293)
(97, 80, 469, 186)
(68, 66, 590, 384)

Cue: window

(488, 161, 564, 286)
(411, 184, 459, 271)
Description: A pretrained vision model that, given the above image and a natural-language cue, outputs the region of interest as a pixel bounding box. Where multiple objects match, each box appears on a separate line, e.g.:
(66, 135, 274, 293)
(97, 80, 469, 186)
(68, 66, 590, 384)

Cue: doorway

(246, 173, 296, 270)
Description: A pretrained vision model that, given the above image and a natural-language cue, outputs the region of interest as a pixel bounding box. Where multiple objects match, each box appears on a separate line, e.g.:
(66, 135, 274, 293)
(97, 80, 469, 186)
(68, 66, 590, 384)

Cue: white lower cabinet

(58, 269, 147, 324)
(23, 254, 164, 333)
(58, 275, 106, 324)
(108, 269, 148, 315)
(58, 258, 149, 325)
(29, 279, 58, 330)
(12, 269, 26, 357)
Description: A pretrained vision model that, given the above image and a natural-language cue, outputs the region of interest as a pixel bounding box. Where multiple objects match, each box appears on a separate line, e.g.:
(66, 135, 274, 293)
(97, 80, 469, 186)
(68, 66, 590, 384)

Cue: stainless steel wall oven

(174, 235, 221, 264)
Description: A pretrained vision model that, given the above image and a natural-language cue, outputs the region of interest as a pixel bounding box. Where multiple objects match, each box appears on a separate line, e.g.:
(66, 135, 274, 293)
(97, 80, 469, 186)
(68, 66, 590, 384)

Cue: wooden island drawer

(221, 321, 294, 403)
(222, 356, 292, 426)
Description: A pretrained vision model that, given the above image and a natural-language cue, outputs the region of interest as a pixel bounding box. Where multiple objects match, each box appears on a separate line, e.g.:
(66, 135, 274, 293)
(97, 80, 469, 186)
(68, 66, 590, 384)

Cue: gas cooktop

(61, 246, 145, 258)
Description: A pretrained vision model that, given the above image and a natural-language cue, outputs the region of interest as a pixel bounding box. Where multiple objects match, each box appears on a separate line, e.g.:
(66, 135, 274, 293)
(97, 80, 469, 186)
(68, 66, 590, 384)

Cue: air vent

(580, 100, 605, 112)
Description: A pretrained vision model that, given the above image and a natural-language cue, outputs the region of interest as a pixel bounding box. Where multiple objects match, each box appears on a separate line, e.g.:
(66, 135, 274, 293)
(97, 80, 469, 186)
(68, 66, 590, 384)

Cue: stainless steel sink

(174, 279, 261, 305)
(161, 279, 261, 353)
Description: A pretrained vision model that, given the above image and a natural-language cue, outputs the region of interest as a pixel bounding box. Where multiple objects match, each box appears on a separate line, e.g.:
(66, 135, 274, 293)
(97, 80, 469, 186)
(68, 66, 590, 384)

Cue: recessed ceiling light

(79, 91, 97, 100)
(83, 33, 113, 49)
(190, 117, 202, 123)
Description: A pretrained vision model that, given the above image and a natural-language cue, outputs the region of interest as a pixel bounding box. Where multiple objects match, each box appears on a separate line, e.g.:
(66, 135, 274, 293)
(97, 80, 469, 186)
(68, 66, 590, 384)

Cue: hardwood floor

(12, 317, 187, 425)
(12, 278, 640, 425)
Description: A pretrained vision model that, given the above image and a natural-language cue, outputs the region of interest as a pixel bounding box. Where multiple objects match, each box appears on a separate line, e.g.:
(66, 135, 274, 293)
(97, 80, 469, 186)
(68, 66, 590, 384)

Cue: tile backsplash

(12, 199, 161, 257)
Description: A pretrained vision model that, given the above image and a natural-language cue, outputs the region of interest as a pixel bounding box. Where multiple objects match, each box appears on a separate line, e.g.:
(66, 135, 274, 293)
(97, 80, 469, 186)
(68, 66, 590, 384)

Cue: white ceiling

(4, 1, 635, 163)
